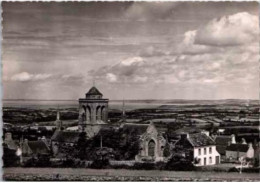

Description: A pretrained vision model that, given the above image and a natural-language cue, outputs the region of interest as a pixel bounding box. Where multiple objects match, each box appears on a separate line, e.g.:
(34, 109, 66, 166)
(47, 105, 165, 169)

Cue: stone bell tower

(78, 86, 109, 136)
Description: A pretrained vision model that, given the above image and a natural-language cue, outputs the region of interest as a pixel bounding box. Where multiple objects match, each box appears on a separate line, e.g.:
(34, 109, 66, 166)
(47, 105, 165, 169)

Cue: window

(198, 148, 201, 155)
(204, 148, 207, 155)
(209, 157, 212, 164)
(209, 147, 212, 154)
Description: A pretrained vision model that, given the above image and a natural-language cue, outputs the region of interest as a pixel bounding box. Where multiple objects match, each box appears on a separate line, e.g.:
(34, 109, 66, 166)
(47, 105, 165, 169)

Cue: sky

(2, 1, 259, 100)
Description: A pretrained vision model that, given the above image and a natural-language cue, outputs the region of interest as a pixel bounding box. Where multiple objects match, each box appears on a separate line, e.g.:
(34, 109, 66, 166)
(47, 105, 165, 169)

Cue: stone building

(78, 86, 109, 138)
(122, 122, 167, 162)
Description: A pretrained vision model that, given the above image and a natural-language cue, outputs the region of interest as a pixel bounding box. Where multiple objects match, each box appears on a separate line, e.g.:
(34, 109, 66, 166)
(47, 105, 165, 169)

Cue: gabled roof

(215, 136, 232, 146)
(51, 131, 80, 143)
(226, 144, 249, 152)
(188, 133, 215, 147)
(86, 86, 102, 96)
(4, 140, 19, 150)
(121, 123, 149, 136)
(28, 141, 50, 154)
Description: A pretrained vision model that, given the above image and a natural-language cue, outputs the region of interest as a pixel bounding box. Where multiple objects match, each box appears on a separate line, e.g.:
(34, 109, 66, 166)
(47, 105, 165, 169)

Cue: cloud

(139, 46, 169, 57)
(124, 2, 180, 21)
(120, 57, 144, 66)
(9, 72, 83, 84)
(106, 73, 117, 83)
(90, 12, 259, 90)
(194, 12, 259, 46)
(11, 72, 52, 82)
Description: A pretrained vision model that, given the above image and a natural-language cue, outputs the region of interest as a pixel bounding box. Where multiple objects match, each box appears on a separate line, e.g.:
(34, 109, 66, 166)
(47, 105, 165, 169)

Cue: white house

(174, 132, 221, 166)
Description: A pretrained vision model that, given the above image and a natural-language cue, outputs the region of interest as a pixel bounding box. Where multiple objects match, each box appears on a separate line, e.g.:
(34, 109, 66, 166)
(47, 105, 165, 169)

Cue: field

(3, 167, 260, 181)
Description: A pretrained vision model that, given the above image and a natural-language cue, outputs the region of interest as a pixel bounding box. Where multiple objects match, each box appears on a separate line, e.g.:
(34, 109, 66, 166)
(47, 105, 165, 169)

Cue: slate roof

(121, 123, 149, 136)
(86, 86, 102, 96)
(215, 136, 232, 146)
(28, 141, 50, 154)
(226, 144, 249, 152)
(216, 146, 227, 155)
(51, 131, 80, 143)
(4, 140, 19, 150)
(188, 133, 215, 147)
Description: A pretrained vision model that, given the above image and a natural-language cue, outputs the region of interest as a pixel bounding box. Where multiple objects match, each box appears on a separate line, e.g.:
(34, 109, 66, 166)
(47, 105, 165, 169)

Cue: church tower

(55, 109, 63, 130)
(78, 86, 109, 135)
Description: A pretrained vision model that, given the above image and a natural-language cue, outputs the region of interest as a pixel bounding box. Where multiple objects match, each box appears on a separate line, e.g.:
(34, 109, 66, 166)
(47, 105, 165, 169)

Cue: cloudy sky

(2, 2, 259, 100)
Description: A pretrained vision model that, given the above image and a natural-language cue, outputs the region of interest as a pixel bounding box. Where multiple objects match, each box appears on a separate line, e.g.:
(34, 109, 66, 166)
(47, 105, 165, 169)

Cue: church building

(78, 86, 109, 138)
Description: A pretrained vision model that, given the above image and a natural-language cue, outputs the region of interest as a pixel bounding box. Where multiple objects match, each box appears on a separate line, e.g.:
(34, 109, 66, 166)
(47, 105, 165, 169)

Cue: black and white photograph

(1, 1, 260, 181)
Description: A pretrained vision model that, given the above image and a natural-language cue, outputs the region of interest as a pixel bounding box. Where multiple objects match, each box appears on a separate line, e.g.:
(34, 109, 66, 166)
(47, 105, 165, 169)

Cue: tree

(2, 145, 20, 167)
(76, 132, 87, 160)
(165, 154, 195, 171)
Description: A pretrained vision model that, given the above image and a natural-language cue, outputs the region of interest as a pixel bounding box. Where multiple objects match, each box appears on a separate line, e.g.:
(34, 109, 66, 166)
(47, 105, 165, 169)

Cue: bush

(165, 155, 195, 171)
(133, 162, 155, 170)
(90, 159, 110, 169)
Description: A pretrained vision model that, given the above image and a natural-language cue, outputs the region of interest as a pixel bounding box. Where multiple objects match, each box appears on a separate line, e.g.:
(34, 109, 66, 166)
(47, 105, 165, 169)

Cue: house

(4, 132, 19, 151)
(51, 130, 80, 156)
(214, 135, 234, 159)
(226, 143, 255, 161)
(174, 132, 220, 166)
(20, 138, 51, 158)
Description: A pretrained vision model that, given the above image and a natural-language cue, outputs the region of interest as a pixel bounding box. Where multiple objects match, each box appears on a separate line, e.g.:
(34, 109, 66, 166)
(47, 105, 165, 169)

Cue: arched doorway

(148, 140, 156, 157)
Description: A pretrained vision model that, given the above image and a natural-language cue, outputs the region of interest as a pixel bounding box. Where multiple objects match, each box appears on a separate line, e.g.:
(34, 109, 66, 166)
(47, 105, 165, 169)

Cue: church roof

(121, 123, 149, 136)
(51, 131, 80, 143)
(28, 141, 50, 154)
(86, 86, 103, 96)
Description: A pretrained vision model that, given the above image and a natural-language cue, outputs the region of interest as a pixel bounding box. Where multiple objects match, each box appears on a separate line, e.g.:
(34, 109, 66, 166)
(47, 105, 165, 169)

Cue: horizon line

(2, 98, 259, 101)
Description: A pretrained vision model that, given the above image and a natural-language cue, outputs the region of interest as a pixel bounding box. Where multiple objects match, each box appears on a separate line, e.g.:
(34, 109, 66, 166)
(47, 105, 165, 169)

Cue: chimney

(4, 132, 12, 142)
(241, 138, 247, 144)
(231, 134, 236, 144)
(201, 130, 209, 136)
(180, 133, 189, 140)
(41, 136, 47, 144)
(247, 143, 254, 158)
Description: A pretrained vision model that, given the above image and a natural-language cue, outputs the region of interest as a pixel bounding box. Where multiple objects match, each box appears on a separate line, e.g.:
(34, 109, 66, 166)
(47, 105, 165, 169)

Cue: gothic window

(96, 106, 101, 120)
(81, 113, 86, 121)
(86, 106, 91, 121)
(148, 140, 156, 157)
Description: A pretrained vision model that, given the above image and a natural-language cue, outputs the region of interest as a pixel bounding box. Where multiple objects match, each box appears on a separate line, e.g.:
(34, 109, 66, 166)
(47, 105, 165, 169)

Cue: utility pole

(100, 135, 103, 149)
